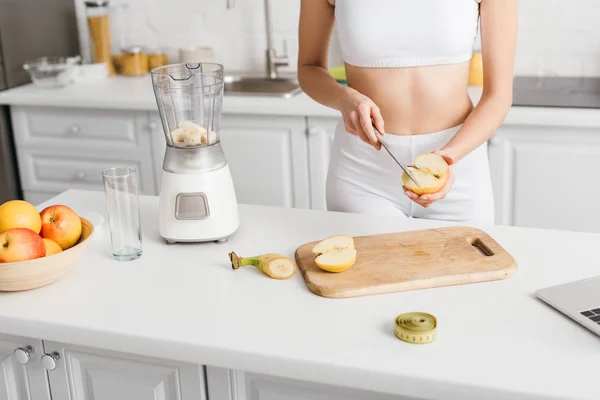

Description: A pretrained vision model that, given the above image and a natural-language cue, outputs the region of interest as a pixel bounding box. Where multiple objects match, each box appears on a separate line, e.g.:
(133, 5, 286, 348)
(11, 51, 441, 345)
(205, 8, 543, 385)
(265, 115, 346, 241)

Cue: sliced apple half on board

(311, 235, 357, 273)
(402, 153, 449, 196)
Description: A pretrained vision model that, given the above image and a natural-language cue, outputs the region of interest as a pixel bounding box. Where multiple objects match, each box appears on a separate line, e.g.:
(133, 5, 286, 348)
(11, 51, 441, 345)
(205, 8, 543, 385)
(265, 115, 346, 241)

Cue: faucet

(227, 0, 289, 79)
(263, 0, 289, 79)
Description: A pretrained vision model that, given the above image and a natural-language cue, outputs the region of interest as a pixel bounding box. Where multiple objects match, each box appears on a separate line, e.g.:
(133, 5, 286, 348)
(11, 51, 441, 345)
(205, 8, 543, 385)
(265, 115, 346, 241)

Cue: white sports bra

(334, 0, 480, 68)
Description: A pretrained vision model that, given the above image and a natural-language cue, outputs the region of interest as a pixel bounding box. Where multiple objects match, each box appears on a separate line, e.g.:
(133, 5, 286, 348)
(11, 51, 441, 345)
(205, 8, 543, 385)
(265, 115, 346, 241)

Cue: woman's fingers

(343, 116, 356, 135)
(349, 111, 369, 144)
(403, 169, 455, 208)
(358, 103, 379, 146)
(372, 105, 385, 135)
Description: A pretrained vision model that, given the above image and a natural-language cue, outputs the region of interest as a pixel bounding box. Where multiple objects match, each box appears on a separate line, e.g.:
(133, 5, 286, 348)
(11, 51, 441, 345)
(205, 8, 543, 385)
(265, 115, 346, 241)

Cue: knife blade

(371, 124, 421, 188)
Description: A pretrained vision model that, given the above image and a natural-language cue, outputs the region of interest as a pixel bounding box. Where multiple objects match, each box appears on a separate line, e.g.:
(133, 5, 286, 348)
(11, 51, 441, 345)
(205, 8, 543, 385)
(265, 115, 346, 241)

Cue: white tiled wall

(77, 0, 600, 77)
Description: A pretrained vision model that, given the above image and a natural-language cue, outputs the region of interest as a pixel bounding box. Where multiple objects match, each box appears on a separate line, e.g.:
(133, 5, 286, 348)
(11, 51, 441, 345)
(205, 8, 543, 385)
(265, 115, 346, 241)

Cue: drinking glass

(102, 166, 143, 261)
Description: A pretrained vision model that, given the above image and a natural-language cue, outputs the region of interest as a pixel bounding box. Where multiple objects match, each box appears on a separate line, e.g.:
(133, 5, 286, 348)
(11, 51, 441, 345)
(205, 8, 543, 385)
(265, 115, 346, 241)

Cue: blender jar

(151, 63, 224, 149)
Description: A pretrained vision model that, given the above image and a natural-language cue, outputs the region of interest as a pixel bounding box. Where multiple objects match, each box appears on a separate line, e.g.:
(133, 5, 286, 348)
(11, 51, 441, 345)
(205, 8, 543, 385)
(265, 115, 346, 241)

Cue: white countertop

(2, 76, 600, 128)
(0, 76, 341, 117)
(0, 75, 484, 119)
(0, 189, 598, 400)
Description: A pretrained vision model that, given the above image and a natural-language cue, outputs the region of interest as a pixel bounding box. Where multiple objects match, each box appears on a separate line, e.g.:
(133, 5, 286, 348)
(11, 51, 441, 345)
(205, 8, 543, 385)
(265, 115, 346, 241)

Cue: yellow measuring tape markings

(394, 312, 437, 344)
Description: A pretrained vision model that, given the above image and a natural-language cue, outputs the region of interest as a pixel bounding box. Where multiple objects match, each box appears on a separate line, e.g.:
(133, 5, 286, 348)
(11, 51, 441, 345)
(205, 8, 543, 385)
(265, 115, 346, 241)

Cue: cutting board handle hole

(471, 238, 494, 257)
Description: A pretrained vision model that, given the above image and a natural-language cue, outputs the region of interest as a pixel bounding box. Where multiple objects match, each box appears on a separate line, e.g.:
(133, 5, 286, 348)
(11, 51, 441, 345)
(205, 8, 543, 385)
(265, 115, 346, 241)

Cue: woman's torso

(333, 0, 480, 135)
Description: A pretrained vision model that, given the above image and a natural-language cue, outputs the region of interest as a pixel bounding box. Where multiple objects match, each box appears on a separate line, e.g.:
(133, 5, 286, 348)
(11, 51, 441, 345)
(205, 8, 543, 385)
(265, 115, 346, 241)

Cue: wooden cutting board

(295, 226, 517, 299)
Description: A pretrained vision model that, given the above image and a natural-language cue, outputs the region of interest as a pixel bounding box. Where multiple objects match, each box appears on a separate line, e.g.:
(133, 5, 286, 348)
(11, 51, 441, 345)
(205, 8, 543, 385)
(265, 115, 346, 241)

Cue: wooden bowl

(0, 218, 94, 291)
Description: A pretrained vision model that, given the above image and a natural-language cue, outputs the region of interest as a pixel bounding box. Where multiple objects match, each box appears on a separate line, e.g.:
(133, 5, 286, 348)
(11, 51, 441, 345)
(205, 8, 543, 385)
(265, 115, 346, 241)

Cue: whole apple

(40, 205, 82, 250)
(0, 228, 46, 263)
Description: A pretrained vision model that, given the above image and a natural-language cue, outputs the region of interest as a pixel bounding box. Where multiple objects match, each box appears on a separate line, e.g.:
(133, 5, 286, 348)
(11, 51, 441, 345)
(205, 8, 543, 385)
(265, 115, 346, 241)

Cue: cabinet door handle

(307, 126, 319, 136)
(68, 125, 81, 135)
(41, 352, 60, 371)
(148, 121, 158, 131)
(13, 346, 36, 365)
(74, 171, 88, 181)
(489, 136, 501, 146)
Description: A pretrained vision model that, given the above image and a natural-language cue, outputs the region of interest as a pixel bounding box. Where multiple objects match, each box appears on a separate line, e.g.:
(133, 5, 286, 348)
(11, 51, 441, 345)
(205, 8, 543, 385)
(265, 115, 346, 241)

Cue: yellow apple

(0, 200, 42, 234)
(312, 235, 357, 273)
(0, 228, 46, 263)
(315, 248, 357, 273)
(42, 238, 63, 256)
(311, 235, 355, 256)
(39, 205, 82, 250)
(402, 153, 449, 195)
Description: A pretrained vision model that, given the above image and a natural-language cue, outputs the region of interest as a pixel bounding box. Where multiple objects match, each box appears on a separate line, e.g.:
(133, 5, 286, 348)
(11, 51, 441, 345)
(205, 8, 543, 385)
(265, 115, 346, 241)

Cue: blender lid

(84, 0, 109, 7)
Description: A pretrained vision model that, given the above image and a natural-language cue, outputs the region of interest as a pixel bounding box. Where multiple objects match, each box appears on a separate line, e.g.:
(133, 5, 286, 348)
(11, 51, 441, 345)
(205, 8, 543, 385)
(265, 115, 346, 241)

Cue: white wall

(78, 0, 600, 77)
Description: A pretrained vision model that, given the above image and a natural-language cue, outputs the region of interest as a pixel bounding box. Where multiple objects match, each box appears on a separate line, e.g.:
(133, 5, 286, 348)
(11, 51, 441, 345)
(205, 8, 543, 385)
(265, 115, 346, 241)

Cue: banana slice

(170, 128, 186, 144)
(184, 132, 202, 146)
(178, 121, 206, 134)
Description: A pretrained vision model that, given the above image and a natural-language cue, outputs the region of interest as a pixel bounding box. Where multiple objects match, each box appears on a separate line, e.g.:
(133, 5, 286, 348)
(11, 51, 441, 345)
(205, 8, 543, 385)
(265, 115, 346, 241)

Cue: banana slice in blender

(178, 121, 205, 134)
(170, 128, 186, 144)
(184, 132, 203, 146)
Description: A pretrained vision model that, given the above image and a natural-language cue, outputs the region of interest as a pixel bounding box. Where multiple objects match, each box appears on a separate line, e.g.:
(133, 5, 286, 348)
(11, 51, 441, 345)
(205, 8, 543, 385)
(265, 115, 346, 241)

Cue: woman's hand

(403, 151, 456, 208)
(339, 88, 384, 150)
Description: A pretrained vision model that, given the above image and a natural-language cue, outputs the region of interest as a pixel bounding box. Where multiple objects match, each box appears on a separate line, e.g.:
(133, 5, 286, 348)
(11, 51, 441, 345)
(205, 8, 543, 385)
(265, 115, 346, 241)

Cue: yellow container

(120, 46, 148, 76)
(85, 1, 116, 76)
(148, 51, 168, 71)
(469, 52, 484, 87)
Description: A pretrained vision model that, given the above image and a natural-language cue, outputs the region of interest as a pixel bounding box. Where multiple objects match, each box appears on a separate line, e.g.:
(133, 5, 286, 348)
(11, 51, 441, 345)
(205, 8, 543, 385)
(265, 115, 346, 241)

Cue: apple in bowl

(39, 205, 82, 250)
(401, 153, 449, 195)
(0, 228, 46, 263)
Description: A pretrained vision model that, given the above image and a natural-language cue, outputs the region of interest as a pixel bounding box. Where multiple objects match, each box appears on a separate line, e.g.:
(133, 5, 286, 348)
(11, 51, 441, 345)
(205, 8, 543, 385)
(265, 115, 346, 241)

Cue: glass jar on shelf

(146, 47, 169, 71)
(84, 0, 116, 75)
(120, 46, 149, 76)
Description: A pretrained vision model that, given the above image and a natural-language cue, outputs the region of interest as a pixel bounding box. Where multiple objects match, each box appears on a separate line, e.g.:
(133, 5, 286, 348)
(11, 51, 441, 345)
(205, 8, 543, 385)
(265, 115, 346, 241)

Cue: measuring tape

(394, 312, 437, 344)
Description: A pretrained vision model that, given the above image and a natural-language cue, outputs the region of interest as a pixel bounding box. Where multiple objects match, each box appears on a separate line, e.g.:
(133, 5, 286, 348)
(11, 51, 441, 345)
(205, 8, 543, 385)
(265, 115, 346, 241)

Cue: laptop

(536, 276, 600, 337)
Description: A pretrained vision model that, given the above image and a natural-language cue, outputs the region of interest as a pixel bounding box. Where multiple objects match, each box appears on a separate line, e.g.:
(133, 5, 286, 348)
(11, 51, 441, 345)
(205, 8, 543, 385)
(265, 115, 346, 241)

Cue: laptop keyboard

(580, 308, 600, 323)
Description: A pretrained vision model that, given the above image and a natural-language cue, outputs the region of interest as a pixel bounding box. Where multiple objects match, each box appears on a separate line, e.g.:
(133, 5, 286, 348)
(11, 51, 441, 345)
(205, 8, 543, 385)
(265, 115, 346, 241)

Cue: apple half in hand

(402, 153, 449, 196)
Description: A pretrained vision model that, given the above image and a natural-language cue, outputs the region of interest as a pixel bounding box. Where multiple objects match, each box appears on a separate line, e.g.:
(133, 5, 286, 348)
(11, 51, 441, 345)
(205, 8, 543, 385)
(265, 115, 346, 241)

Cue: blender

(151, 63, 239, 243)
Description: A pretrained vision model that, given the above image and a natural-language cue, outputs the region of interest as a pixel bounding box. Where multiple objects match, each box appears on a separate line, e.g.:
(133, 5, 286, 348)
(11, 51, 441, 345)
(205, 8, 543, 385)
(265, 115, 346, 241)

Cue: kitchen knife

(371, 124, 421, 188)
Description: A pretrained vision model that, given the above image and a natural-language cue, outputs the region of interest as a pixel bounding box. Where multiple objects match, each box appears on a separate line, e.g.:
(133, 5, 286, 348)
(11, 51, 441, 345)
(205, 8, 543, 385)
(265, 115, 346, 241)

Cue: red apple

(0, 228, 46, 263)
(39, 205, 82, 250)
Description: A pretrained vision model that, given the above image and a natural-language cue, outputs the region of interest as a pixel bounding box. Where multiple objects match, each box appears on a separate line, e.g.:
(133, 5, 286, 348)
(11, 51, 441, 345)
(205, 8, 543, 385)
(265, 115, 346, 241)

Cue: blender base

(158, 167, 240, 243)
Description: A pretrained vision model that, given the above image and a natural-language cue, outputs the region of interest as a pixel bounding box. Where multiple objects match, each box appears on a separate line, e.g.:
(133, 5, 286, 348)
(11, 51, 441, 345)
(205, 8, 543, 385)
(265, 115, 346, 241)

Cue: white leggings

(326, 120, 495, 224)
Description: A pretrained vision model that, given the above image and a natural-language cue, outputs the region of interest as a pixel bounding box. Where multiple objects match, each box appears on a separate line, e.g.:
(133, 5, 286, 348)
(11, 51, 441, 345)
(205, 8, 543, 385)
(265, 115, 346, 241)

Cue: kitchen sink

(224, 76, 302, 98)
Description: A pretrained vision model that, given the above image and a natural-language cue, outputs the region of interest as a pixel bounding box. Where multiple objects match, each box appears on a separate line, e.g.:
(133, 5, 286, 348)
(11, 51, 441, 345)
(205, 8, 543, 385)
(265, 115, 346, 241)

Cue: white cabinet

(0, 333, 205, 400)
(488, 124, 600, 233)
(0, 334, 50, 400)
(306, 117, 338, 210)
(11, 103, 600, 233)
(10, 106, 158, 204)
(206, 367, 416, 400)
(149, 113, 311, 209)
(221, 115, 310, 208)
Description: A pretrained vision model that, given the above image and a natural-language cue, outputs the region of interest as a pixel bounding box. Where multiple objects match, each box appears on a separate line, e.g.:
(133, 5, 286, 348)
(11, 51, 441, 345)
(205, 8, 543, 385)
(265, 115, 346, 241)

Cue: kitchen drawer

(17, 150, 156, 195)
(10, 106, 151, 151)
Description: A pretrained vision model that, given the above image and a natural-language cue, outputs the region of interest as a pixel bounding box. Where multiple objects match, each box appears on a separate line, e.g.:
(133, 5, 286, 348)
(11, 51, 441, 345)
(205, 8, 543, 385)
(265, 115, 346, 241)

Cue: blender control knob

(13, 346, 35, 365)
(41, 352, 60, 371)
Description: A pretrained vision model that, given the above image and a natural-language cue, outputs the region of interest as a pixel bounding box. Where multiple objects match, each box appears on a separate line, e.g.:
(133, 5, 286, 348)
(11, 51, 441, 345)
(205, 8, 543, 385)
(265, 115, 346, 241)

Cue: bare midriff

(345, 61, 474, 136)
